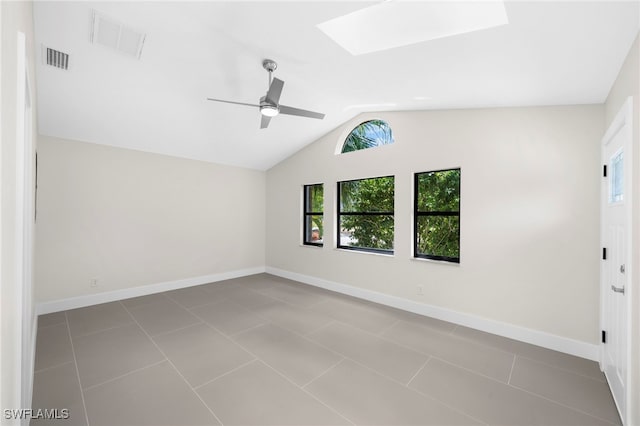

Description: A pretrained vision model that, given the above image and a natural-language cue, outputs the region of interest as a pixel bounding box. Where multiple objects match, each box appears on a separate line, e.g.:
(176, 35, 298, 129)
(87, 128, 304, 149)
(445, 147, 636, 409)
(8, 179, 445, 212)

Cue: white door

(600, 97, 632, 424)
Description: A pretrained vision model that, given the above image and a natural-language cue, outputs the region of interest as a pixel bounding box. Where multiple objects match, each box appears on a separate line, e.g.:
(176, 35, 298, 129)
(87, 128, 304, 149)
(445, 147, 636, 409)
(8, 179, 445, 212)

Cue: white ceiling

(34, 1, 639, 171)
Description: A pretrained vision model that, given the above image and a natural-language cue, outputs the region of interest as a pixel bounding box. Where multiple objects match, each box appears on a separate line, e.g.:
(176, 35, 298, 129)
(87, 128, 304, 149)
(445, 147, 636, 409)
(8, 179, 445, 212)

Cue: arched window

(341, 120, 394, 153)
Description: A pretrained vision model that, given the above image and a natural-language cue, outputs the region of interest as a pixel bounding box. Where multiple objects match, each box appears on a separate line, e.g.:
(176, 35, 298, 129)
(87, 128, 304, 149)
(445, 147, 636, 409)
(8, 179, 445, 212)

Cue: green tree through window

(342, 120, 394, 153)
(415, 169, 460, 262)
(303, 184, 323, 246)
(338, 176, 394, 253)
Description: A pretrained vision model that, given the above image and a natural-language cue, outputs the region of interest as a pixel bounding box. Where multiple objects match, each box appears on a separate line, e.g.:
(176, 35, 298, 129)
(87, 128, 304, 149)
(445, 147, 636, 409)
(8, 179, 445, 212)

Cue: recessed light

(318, 1, 508, 56)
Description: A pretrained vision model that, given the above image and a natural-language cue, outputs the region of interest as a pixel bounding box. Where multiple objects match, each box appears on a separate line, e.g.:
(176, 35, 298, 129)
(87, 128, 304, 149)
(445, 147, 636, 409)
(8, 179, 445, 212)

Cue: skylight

(317, 1, 509, 56)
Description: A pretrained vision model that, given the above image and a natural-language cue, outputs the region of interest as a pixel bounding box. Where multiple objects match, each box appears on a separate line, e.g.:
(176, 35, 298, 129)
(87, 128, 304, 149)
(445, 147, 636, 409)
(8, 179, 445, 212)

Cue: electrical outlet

(417, 285, 423, 295)
(90, 278, 99, 287)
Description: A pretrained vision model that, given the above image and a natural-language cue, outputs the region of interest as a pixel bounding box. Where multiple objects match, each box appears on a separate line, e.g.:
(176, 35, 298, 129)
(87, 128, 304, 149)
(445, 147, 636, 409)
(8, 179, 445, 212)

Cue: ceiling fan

(207, 59, 325, 129)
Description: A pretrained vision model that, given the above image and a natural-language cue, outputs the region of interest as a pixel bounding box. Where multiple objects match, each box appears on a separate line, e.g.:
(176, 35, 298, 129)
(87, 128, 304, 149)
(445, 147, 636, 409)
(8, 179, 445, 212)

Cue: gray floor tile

(511, 341, 606, 382)
(254, 282, 329, 308)
(254, 300, 334, 335)
(164, 285, 224, 309)
(196, 360, 350, 425)
(31, 276, 621, 426)
(308, 321, 428, 384)
(452, 325, 521, 353)
(382, 320, 515, 382)
(226, 289, 279, 309)
(120, 292, 169, 309)
(190, 300, 267, 335)
(306, 359, 480, 425)
(73, 323, 165, 389)
(202, 274, 282, 293)
(127, 298, 201, 336)
(453, 326, 605, 381)
(247, 274, 303, 290)
(237, 277, 283, 291)
(84, 361, 219, 426)
(67, 302, 133, 338)
(234, 323, 342, 386)
(37, 312, 67, 329)
(34, 322, 73, 372)
(258, 274, 311, 289)
(199, 276, 278, 295)
(310, 298, 399, 334)
(409, 358, 609, 426)
(200, 281, 261, 301)
(391, 309, 457, 334)
(31, 362, 87, 426)
(153, 323, 254, 388)
(510, 357, 620, 424)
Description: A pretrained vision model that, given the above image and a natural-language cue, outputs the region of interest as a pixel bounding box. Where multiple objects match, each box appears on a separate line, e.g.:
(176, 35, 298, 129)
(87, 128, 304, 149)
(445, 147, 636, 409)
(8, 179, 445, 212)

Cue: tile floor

(32, 273, 621, 426)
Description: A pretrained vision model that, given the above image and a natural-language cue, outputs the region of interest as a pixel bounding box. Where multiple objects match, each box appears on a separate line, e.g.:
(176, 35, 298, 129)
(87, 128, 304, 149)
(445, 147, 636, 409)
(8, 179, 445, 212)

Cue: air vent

(91, 11, 146, 59)
(43, 47, 69, 70)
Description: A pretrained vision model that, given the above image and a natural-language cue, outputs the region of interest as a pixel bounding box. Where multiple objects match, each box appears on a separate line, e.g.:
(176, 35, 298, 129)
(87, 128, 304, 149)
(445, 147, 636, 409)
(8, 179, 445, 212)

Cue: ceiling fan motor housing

(262, 59, 278, 73)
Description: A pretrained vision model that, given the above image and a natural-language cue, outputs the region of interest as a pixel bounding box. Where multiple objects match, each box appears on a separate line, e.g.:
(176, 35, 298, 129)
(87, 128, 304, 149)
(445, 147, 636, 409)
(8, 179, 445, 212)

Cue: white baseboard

(266, 267, 599, 361)
(36, 267, 266, 315)
(23, 318, 37, 414)
(35, 265, 599, 361)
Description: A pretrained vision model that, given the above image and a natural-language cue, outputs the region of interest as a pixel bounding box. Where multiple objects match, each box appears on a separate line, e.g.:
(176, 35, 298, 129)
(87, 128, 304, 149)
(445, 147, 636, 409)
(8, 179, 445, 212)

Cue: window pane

(342, 120, 394, 153)
(340, 177, 394, 213)
(610, 150, 623, 203)
(416, 216, 459, 259)
(340, 214, 394, 251)
(305, 184, 324, 212)
(416, 170, 460, 212)
(304, 215, 323, 244)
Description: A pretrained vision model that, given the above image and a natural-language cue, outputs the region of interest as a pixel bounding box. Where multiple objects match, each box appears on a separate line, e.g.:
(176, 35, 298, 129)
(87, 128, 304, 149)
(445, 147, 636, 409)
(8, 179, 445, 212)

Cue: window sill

(300, 243, 323, 249)
(334, 248, 394, 258)
(411, 257, 460, 266)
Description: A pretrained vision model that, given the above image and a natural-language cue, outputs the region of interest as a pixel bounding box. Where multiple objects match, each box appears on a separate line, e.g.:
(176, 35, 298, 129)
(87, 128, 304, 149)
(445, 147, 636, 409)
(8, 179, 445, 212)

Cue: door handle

(611, 285, 625, 294)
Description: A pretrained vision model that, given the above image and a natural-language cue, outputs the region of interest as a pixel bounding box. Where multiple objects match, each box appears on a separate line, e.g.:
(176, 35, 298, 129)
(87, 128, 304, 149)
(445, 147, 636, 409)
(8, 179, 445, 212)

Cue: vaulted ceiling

(34, 1, 639, 170)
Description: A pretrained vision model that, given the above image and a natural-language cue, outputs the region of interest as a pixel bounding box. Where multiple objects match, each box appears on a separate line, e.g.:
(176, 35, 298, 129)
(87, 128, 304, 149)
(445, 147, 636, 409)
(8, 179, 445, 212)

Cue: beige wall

(1, 0, 38, 418)
(35, 136, 266, 302)
(267, 105, 603, 345)
(604, 33, 639, 426)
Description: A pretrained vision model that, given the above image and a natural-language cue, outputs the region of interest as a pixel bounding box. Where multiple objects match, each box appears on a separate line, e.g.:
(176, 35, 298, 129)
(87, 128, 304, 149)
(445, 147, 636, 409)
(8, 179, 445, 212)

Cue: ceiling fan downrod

(262, 59, 277, 88)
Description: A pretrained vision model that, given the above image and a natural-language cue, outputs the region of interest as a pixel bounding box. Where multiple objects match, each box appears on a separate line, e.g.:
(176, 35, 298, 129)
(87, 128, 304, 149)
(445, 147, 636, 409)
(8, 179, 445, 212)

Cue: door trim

(600, 96, 633, 425)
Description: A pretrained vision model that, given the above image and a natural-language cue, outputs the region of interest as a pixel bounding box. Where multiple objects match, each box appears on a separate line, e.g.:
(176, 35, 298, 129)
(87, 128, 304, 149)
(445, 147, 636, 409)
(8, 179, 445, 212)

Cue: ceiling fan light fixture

(260, 104, 279, 117)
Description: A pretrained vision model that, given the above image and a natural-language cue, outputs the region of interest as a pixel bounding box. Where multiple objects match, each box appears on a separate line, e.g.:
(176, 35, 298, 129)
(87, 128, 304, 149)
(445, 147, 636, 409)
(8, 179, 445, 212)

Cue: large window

(414, 169, 460, 263)
(337, 176, 394, 253)
(341, 120, 394, 153)
(303, 184, 323, 246)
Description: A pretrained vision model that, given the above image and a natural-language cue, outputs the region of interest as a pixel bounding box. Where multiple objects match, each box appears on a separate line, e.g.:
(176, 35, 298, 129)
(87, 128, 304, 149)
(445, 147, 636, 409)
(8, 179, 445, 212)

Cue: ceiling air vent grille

(91, 11, 146, 59)
(44, 47, 69, 70)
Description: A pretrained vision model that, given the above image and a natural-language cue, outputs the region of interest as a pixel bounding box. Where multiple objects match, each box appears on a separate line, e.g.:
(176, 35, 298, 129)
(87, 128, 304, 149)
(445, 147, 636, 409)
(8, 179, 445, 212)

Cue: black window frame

(337, 175, 395, 255)
(414, 168, 461, 263)
(303, 183, 324, 247)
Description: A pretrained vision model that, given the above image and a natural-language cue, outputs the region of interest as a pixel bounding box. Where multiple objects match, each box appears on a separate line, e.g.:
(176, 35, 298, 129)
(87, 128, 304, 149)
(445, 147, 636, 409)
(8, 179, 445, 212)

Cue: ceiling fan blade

(260, 114, 272, 129)
(265, 78, 284, 105)
(279, 104, 325, 120)
(207, 98, 260, 108)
